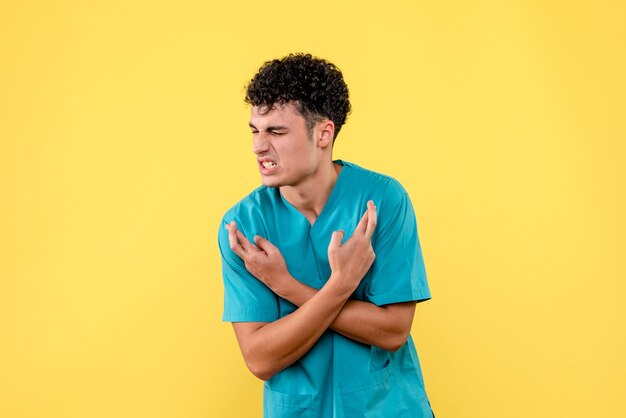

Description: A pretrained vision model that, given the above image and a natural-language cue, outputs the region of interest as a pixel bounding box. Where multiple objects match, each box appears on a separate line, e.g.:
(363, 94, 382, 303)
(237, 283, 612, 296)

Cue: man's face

(249, 102, 321, 188)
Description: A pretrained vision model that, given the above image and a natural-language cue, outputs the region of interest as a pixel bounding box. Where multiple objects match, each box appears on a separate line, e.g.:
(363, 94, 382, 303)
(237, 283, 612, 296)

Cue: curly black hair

(244, 53, 351, 143)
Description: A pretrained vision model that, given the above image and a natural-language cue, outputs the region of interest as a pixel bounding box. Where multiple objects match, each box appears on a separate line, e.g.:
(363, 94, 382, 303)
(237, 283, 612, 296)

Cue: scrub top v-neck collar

(278, 159, 349, 232)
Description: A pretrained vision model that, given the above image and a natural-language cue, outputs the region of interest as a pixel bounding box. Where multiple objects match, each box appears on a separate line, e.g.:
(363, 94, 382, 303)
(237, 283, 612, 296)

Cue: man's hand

(327, 200, 377, 293)
(227, 201, 414, 355)
(226, 200, 378, 297)
(225, 221, 292, 293)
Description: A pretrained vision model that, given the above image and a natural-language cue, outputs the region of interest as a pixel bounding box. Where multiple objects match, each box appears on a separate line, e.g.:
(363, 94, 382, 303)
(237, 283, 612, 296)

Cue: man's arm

(227, 201, 378, 381)
(228, 204, 415, 353)
(263, 275, 416, 352)
(235, 235, 415, 351)
(231, 277, 353, 381)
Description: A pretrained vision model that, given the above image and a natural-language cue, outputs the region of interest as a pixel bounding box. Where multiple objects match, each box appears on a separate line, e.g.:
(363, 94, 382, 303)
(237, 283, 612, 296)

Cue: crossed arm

(226, 201, 416, 380)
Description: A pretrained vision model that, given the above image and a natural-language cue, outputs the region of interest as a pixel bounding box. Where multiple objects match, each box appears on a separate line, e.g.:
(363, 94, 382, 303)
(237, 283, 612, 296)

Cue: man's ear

(318, 120, 335, 149)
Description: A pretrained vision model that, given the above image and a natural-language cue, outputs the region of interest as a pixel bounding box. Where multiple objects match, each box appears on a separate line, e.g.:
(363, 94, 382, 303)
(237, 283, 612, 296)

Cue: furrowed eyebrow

(248, 123, 288, 131)
(267, 126, 288, 131)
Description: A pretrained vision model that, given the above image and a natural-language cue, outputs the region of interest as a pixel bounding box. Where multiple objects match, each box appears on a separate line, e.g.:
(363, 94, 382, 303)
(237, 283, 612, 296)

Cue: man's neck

(280, 161, 342, 226)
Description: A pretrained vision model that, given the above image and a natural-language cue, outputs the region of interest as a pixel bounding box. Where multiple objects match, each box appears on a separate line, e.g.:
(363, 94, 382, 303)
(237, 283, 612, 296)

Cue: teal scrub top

(218, 160, 434, 418)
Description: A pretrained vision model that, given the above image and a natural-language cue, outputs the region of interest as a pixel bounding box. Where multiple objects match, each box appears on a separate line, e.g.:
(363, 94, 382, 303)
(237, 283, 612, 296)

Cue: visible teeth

(262, 161, 277, 168)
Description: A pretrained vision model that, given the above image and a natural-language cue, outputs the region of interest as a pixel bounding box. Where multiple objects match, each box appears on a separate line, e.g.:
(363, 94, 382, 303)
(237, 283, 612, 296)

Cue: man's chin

(260, 177, 282, 188)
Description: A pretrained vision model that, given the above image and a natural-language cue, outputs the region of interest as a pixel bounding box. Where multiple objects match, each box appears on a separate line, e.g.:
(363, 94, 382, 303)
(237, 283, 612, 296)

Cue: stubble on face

(250, 102, 317, 189)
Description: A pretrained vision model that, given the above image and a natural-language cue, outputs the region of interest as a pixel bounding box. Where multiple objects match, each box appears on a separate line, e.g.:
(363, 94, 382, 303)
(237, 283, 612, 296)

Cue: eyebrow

(248, 122, 289, 131)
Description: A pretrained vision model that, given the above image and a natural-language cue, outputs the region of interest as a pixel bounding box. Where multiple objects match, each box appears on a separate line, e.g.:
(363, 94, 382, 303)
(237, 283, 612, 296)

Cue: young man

(218, 53, 435, 417)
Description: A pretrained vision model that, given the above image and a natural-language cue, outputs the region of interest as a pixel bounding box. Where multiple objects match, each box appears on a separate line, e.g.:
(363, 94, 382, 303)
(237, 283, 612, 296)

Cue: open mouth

(261, 161, 278, 169)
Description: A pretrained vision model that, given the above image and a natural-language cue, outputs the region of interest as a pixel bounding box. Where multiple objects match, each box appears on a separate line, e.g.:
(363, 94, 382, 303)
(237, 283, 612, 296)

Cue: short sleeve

(366, 182, 431, 306)
(218, 216, 280, 322)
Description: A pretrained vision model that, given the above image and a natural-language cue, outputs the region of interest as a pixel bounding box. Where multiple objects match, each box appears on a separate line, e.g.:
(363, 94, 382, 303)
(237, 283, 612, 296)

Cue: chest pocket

(263, 384, 312, 418)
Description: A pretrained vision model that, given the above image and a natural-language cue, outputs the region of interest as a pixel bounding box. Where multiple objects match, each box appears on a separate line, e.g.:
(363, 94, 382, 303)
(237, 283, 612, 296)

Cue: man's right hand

(327, 200, 377, 293)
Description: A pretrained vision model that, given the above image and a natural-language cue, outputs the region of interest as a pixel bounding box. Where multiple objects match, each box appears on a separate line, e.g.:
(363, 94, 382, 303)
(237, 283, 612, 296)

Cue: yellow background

(1, 1, 625, 417)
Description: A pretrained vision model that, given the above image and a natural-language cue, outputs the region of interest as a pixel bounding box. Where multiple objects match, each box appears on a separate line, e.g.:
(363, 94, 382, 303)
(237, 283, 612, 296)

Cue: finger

(235, 229, 257, 253)
(365, 200, 378, 239)
(226, 221, 246, 258)
(328, 230, 345, 250)
(254, 235, 276, 255)
(354, 207, 369, 235)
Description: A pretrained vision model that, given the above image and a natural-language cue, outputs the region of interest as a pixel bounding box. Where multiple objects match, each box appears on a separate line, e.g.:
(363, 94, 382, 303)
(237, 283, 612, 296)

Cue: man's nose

(252, 133, 270, 155)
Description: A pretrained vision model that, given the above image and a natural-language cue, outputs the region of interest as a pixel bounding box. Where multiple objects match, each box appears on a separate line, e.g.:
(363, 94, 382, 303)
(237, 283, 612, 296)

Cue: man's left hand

(226, 221, 293, 293)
